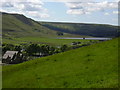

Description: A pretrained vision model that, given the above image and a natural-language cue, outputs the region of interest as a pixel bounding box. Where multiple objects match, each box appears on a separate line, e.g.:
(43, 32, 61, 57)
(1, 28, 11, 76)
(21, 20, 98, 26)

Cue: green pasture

(2, 37, 118, 88)
(3, 37, 92, 46)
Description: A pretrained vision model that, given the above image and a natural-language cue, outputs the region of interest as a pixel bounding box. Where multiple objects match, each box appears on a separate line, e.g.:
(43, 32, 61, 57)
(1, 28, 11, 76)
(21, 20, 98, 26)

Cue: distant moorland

(2, 12, 119, 41)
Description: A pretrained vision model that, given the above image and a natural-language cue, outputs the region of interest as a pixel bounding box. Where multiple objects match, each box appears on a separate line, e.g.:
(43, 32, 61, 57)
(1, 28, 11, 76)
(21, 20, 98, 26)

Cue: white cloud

(42, 0, 94, 2)
(65, 1, 118, 15)
(104, 12, 110, 15)
(26, 11, 49, 18)
(67, 9, 85, 15)
(113, 11, 119, 14)
(1, 0, 49, 19)
(114, 0, 119, 2)
(42, 0, 118, 2)
(1, 0, 43, 3)
(0, 0, 118, 19)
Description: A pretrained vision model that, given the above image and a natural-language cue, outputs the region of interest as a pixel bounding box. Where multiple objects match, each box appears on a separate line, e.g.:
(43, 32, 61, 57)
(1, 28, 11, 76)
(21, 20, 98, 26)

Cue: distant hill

(2, 12, 119, 38)
(3, 37, 118, 88)
(0, 13, 118, 37)
(41, 22, 119, 37)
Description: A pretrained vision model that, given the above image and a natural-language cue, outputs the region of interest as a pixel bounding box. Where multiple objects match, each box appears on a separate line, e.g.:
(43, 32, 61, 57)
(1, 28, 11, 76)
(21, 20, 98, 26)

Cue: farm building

(2, 51, 23, 64)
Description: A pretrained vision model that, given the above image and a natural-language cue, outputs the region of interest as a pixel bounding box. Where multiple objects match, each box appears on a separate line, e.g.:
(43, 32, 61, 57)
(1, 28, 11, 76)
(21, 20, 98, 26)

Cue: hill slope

(41, 22, 118, 37)
(2, 12, 58, 38)
(3, 38, 118, 88)
(2, 12, 119, 38)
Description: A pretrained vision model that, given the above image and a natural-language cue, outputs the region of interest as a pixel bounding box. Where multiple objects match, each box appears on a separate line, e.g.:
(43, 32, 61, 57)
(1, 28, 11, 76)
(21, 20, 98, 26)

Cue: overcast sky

(0, 0, 119, 25)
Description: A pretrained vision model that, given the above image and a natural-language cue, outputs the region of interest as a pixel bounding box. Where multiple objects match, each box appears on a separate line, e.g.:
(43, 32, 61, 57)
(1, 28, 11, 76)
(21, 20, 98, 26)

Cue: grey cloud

(65, 1, 118, 15)
(2, 2, 14, 7)
(70, 7, 83, 9)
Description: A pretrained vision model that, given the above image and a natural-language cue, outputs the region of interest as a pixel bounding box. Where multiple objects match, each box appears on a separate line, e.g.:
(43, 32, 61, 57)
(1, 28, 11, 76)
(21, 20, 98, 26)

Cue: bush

(56, 31, 64, 36)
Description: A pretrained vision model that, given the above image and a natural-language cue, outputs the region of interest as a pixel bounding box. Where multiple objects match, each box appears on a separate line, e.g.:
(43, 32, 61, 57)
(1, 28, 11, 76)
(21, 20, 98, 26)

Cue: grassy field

(2, 37, 118, 88)
(3, 36, 93, 46)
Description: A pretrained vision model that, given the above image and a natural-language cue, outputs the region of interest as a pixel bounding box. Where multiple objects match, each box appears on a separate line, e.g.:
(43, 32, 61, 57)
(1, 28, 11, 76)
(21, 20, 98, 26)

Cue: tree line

(2, 43, 69, 57)
(2, 40, 100, 63)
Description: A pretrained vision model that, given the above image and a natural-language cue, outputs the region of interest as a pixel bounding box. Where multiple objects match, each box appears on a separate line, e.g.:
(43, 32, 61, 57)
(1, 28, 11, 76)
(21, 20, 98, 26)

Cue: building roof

(3, 51, 18, 59)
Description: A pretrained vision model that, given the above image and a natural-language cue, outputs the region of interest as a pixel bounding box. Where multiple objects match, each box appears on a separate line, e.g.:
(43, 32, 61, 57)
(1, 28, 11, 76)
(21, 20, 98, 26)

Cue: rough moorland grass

(2, 38, 118, 88)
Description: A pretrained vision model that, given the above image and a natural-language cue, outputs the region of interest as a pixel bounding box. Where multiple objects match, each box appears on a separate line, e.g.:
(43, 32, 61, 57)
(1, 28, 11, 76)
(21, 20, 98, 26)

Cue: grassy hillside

(2, 12, 90, 45)
(2, 12, 118, 39)
(2, 12, 87, 38)
(2, 37, 118, 88)
(41, 22, 118, 37)
(2, 12, 58, 38)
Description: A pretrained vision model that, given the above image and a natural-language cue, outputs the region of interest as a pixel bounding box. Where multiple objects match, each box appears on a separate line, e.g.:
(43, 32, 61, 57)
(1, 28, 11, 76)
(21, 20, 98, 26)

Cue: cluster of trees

(56, 31, 64, 36)
(26, 44, 56, 56)
(72, 41, 81, 45)
(2, 40, 99, 57)
(26, 44, 69, 56)
(2, 40, 100, 64)
(2, 43, 69, 57)
(2, 43, 22, 55)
